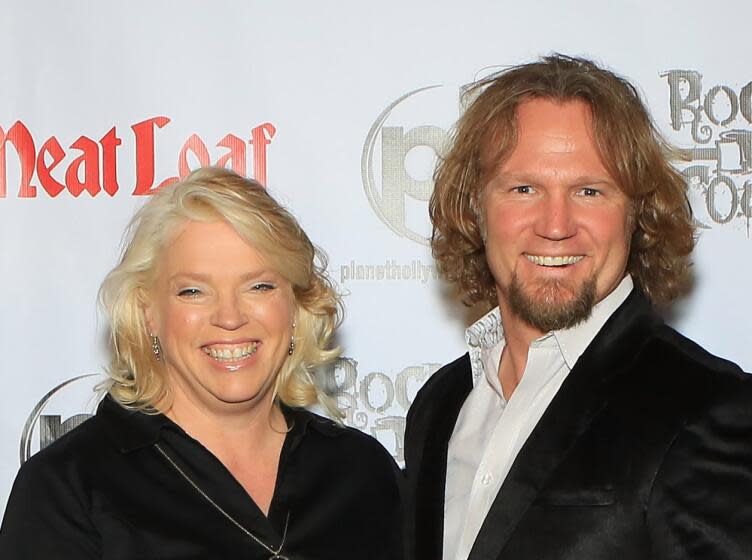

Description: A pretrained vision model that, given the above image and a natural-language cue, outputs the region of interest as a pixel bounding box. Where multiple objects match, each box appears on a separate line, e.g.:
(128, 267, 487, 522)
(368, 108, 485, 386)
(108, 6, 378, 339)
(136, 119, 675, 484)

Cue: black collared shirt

(0, 396, 403, 559)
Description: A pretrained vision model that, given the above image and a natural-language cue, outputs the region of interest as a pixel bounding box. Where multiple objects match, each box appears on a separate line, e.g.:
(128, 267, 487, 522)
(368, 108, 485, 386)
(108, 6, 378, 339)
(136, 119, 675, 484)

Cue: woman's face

(145, 219, 296, 418)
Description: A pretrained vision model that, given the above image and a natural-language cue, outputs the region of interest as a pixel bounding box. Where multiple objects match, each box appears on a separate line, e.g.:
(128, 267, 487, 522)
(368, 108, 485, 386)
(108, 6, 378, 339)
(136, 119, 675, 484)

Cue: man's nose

(534, 193, 576, 240)
(211, 295, 248, 330)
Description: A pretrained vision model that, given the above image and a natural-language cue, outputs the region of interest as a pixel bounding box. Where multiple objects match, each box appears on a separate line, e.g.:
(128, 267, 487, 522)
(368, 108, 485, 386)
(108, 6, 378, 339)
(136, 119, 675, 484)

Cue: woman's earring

(288, 322, 296, 355)
(151, 334, 162, 361)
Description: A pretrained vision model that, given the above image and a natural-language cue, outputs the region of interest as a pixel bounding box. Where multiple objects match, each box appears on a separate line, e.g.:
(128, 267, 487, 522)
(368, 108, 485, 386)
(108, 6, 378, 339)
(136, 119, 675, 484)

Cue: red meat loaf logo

(0, 117, 276, 198)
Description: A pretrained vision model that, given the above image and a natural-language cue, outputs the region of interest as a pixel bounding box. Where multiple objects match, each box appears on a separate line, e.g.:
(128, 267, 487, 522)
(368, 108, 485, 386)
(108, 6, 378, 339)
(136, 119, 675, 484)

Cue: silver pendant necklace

(155, 444, 290, 559)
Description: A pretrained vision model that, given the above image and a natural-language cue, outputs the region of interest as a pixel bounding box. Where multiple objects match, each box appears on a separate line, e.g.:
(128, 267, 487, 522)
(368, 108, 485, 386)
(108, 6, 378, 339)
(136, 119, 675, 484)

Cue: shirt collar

(553, 275, 633, 368)
(464, 275, 634, 380)
(465, 306, 505, 386)
(97, 395, 343, 454)
(96, 395, 169, 452)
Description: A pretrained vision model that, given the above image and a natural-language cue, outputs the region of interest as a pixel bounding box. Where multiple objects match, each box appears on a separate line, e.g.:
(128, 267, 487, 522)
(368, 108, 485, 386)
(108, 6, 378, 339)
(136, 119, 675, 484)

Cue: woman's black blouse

(0, 396, 403, 559)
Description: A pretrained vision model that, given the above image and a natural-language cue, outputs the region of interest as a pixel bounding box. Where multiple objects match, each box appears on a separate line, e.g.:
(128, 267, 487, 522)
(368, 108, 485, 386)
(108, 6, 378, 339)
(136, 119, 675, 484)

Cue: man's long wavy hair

(431, 54, 695, 307)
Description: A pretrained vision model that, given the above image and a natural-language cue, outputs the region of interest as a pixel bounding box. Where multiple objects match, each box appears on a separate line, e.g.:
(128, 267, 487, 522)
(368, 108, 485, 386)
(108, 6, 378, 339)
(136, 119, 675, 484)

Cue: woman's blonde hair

(431, 54, 695, 307)
(99, 167, 342, 416)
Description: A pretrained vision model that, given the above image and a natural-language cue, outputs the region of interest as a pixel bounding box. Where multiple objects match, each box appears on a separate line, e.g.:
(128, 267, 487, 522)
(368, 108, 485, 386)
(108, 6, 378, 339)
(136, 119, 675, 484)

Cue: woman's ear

(143, 299, 158, 336)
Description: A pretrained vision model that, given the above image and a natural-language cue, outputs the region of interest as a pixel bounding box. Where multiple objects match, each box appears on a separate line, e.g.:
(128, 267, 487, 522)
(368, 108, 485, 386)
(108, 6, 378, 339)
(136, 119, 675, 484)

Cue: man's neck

(495, 275, 634, 399)
(496, 302, 546, 399)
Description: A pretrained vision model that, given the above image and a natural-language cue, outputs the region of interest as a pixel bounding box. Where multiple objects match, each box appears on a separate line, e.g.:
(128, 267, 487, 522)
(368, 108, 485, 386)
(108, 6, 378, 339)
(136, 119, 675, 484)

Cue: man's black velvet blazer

(404, 289, 752, 560)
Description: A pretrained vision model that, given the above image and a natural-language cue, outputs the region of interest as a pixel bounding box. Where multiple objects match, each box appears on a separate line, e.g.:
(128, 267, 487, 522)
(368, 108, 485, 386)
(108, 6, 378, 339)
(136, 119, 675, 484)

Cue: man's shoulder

(623, 322, 751, 418)
(411, 353, 472, 411)
(601, 289, 747, 390)
(649, 323, 748, 388)
(405, 353, 473, 447)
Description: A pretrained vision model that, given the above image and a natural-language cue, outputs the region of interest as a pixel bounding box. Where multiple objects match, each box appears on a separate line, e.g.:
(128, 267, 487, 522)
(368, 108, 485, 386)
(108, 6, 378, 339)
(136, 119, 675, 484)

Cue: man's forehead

(481, 99, 596, 164)
(480, 97, 592, 154)
(514, 98, 594, 131)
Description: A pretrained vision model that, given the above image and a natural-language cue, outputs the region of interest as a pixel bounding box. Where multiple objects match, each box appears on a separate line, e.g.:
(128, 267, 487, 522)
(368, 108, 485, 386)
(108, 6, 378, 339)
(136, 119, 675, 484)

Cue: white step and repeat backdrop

(2, 1, 751, 514)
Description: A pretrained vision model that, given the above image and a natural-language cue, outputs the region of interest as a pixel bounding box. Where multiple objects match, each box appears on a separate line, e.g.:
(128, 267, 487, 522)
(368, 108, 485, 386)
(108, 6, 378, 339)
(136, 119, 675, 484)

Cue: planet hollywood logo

(19, 374, 102, 464)
(361, 85, 458, 245)
(663, 70, 752, 232)
(0, 117, 276, 199)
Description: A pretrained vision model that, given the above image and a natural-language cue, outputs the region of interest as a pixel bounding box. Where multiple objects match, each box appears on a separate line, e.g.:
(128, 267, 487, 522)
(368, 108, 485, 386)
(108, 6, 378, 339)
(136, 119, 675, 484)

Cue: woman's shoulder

(11, 394, 144, 498)
(290, 408, 400, 473)
(282, 409, 404, 559)
(0, 414, 104, 559)
(20, 411, 104, 476)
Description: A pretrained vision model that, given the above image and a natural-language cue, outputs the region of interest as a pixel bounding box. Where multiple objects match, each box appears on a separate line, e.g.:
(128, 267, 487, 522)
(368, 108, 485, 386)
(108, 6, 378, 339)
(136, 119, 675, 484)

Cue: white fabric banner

(1, 0, 750, 513)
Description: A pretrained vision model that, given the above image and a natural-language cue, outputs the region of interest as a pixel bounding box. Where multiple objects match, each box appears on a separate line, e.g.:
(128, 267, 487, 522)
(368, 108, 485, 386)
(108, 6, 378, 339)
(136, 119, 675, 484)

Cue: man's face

(481, 98, 632, 335)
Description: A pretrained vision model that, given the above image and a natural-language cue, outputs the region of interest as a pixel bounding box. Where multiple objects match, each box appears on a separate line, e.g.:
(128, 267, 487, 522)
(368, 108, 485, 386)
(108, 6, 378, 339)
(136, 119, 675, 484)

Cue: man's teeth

(525, 255, 584, 267)
(202, 343, 258, 361)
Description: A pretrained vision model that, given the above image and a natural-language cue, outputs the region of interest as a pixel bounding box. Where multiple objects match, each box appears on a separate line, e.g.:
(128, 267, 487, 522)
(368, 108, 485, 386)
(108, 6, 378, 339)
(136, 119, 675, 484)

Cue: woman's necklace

(154, 444, 290, 559)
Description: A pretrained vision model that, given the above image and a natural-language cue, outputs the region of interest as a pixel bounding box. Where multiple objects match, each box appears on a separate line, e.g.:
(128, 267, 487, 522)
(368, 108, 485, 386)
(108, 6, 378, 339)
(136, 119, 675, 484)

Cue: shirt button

(481, 473, 493, 485)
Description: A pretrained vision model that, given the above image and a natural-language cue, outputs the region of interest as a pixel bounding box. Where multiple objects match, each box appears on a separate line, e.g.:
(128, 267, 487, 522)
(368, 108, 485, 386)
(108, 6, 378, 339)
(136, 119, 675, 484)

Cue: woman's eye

(177, 288, 202, 297)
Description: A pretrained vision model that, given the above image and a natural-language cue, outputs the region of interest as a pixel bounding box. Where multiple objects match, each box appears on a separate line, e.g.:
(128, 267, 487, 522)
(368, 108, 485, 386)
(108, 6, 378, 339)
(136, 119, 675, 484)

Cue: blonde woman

(1, 168, 402, 559)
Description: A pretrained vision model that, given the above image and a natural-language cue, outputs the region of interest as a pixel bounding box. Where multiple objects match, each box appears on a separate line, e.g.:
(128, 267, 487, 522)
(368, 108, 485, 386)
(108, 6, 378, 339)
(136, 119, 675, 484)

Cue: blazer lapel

(412, 355, 473, 560)
(468, 290, 661, 560)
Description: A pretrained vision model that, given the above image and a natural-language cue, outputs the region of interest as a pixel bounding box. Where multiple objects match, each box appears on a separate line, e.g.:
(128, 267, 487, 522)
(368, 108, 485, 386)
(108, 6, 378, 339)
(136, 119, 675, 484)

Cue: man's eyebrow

(492, 172, 615, 185)
(568, 175, 616, 185)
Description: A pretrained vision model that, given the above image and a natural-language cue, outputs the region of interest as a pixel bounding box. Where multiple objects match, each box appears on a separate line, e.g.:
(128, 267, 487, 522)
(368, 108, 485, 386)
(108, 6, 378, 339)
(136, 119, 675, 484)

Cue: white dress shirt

(443, 276, 634, 560)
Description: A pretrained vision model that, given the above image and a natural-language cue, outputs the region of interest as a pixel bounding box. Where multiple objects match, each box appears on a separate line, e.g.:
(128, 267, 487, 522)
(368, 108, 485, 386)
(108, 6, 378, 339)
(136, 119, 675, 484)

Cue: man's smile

(523, 254, 584, 267)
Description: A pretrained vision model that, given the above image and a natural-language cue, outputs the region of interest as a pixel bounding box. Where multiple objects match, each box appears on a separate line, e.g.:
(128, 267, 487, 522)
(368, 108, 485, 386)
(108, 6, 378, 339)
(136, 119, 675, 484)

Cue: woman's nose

(211, 295, 248, 330)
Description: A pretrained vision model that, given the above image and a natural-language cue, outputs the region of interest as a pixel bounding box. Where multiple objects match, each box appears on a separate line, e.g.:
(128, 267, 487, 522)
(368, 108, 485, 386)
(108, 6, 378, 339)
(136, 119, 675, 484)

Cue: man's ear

(470, 189, 488, 244)
(628, 197, 640, 234)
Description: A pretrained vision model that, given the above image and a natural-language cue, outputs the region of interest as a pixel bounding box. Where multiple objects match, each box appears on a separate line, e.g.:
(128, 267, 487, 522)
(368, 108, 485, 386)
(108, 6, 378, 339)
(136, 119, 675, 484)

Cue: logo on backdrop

(0, 118, 276, 198)
(362, 86, 453, 246)
(663, 70, 752, 232)
(364, 71, 752, 243)
(19, 374, 102, 464)
(320, 357, 440, 464)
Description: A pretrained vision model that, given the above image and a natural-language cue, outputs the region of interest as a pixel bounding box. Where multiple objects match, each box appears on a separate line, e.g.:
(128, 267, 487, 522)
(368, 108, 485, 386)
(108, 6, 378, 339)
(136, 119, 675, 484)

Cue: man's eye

(177, 288, 202, 297)
(581, 187, 600, 196)
(512, 185, 533, 194)
(252, 283, 275, 292)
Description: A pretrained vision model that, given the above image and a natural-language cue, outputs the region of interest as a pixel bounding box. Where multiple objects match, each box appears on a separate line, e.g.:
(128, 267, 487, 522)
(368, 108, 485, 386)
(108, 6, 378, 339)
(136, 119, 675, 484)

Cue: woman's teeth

(525, 254, 584, 267)
(202, 343, 258, 361)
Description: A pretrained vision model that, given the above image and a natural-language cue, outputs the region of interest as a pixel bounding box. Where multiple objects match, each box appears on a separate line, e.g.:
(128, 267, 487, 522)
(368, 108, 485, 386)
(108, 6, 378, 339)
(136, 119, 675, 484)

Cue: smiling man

(404, 55, 752, 560)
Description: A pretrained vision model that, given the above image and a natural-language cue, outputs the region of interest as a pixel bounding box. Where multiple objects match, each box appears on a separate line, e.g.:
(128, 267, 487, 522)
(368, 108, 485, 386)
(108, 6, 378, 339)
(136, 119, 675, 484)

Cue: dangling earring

(288, 322, 296, 355)
(151, 334, 162, 361)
